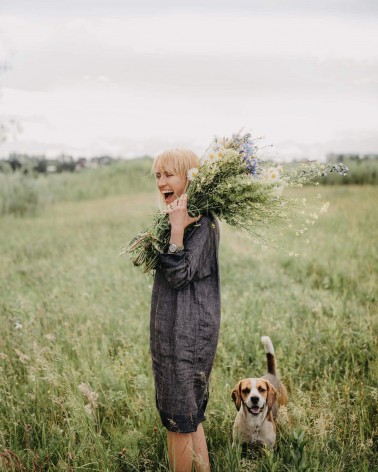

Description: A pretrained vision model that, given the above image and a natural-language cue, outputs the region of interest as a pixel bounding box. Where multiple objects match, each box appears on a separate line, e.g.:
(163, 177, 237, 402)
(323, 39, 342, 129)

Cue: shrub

(0, 173, 41, 216)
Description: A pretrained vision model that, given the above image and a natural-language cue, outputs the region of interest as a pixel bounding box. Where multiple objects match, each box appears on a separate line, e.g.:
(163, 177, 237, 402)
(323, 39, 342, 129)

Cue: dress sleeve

(158, 216, 214, 289)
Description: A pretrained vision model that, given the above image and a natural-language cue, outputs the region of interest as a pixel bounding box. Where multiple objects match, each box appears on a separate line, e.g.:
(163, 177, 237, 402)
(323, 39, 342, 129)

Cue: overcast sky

(1, 0, 377, 159)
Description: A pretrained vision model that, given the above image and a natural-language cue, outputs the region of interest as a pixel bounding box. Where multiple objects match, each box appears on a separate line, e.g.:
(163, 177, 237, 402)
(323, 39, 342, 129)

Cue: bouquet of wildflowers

(124, 132, 348, 273)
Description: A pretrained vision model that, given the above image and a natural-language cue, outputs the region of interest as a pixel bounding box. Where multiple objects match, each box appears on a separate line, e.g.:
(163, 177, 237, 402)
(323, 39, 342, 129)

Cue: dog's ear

(266, 381, 277, 411)
(231, 381, 242, 411)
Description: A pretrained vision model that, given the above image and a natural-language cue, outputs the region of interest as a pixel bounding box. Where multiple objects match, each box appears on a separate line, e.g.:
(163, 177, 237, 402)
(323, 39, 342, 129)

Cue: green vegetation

(0, 167, 377, 470)
(322, 158, 378, 185)
(0, 158, 154, 216)
(0, 156, 377, 218)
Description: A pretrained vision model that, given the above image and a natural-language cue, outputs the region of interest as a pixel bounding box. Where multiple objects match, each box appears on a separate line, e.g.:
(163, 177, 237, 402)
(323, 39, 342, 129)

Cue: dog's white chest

(233, 410, 276, 449)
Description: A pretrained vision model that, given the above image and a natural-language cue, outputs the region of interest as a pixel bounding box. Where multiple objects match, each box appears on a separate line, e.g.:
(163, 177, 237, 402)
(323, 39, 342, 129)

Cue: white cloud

(2, 83, 377, 158)
(2, 13, 378, 62)
(1, 11, 377, 158)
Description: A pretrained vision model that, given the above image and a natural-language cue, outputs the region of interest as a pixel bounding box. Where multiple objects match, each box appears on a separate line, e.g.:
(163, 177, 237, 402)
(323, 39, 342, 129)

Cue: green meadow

(0, 163, 377, 471)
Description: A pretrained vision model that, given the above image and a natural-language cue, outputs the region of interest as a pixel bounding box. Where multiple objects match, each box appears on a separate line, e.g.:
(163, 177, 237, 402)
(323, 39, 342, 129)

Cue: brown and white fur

(231, 336, 288, 450)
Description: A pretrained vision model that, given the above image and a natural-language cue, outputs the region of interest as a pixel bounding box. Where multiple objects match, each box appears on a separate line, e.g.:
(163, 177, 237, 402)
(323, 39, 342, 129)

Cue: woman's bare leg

(167, 431, 194, 472)
(191, 423, 210, 472)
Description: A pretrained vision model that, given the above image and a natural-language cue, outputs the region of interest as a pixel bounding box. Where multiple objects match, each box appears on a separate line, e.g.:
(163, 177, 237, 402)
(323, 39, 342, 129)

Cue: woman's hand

(166, 194, 200, 230)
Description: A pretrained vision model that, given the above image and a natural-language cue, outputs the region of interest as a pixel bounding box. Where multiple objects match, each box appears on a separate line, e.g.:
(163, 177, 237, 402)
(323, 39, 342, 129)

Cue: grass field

(0, 177, 377, 471)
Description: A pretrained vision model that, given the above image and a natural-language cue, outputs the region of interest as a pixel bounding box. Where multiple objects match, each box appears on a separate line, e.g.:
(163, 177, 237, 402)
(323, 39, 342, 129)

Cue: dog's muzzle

(244, 401, 265, 416)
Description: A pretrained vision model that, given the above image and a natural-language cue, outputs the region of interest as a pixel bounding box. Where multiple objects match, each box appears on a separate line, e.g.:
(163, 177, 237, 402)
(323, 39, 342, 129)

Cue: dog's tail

(261, 336, 276, 375)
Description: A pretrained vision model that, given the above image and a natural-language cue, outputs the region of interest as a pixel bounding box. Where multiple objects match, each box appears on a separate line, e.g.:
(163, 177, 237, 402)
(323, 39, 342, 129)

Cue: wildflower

(15, 322, 23, 330)
(125, 131, 348, 273)
(84, 404, 96, 419)
(78, 382, 99, 416)
(208, 152, 221, 163)
(15, 349, 30, 364)
(187, 167, 199, 181)
(245, 157, 258, 175)
(331, 163, 349, 176)
(320, 202, 330, 214)
(260, 167, 280, 182)
(268, 167, 280, 182)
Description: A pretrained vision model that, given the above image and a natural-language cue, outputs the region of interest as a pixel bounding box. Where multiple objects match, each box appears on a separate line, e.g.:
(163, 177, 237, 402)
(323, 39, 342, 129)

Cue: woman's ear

(266, 381, 277, 410)
(231, 381, 242, 411)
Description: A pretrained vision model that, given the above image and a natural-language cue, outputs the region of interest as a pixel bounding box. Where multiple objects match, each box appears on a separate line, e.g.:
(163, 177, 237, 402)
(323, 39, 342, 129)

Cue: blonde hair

(153, 149, 200, 179)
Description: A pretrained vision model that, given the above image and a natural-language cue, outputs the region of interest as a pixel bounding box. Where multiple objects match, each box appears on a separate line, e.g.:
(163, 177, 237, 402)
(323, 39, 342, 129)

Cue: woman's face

(155, 167, 187, 206)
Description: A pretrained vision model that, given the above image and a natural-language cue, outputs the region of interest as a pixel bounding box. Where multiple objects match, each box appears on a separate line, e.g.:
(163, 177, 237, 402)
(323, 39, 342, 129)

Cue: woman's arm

(159, 215, 214, 289)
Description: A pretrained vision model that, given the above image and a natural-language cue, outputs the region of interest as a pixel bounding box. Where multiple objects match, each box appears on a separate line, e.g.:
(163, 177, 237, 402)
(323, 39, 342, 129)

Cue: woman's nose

(157, 176, 166, 187)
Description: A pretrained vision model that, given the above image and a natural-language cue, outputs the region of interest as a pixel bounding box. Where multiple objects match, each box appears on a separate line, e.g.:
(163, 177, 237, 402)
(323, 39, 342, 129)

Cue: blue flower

(245, 157, 258, 176)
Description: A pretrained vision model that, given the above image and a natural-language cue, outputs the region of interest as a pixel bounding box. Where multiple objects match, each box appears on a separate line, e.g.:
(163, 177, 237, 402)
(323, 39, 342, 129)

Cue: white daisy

(268, 167, 281, 182)
(187, 167, 199, 181)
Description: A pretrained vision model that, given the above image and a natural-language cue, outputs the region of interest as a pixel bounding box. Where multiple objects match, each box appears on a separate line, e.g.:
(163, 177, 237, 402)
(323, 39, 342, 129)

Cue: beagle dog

(231, 336, 288, 451)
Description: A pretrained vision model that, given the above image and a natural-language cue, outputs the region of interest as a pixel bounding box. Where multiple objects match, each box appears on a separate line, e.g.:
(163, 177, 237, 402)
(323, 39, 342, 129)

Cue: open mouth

(162, 191, 174, 204)
(247, 405, 263, 416)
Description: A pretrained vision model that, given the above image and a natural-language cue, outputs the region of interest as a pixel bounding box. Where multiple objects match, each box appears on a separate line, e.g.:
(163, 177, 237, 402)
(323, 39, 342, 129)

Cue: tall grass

(0, 173, 377, 470)
(1, 156, 377, 217)
(0, 173, 41, 216)
(0, 158, 154, 216)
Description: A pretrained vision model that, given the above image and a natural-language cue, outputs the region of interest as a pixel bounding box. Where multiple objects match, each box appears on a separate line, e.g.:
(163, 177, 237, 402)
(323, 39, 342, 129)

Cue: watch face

(169, 243, 183, 253)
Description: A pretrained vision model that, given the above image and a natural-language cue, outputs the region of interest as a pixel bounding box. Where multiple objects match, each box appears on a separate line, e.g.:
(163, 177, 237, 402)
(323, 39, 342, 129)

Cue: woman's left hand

(166, 194, 201, 231)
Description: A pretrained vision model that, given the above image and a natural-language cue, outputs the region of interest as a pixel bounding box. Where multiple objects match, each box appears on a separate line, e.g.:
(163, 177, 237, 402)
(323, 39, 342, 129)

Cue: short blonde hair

(153, 149, 200, 179)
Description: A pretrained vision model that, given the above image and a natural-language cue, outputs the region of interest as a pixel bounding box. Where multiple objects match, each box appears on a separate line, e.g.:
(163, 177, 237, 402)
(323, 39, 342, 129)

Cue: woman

(150, 149, 221, 472)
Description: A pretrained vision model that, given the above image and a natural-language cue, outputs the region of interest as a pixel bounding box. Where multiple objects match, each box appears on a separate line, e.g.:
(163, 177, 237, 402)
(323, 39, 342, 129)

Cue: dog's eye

(258, 386, 266, 393)
(241, 388, 250, 395)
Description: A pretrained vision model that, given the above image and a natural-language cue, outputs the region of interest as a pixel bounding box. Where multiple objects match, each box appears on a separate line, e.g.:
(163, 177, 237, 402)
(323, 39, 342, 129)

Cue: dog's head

(231, 378, 277, 415)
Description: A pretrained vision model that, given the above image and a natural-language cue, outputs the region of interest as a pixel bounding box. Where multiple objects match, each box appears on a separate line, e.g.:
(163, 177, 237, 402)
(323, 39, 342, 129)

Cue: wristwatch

(168, 243, 184, 253)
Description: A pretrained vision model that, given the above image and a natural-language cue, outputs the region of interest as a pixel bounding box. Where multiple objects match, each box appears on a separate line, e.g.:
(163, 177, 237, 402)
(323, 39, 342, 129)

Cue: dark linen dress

(150, 215, 221, 433)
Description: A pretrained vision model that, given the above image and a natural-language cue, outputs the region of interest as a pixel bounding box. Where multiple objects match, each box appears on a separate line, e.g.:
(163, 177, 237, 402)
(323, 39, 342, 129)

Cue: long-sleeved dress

(150, 215, 221, 433)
